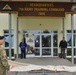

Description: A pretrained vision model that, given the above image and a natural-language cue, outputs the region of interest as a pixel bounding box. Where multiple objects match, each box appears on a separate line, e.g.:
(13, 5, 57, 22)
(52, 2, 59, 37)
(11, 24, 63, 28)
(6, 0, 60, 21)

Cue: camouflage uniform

(0, 47, 10, 75)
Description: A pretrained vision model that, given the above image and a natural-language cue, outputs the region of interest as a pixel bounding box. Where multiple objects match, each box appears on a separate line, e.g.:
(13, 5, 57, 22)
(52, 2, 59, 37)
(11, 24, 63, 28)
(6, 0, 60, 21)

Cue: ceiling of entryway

(1, 0, 76, 2)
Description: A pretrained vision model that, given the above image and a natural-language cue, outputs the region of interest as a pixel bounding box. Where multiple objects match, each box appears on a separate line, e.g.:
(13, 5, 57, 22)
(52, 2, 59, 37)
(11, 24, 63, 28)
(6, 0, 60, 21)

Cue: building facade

(0, 13, 76, 58)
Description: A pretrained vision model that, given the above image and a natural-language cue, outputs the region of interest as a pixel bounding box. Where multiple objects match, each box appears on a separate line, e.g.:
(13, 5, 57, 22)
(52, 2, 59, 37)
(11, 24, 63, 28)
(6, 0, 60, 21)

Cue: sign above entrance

(0, 1, 76, 17)
(18, 2, 65, 17)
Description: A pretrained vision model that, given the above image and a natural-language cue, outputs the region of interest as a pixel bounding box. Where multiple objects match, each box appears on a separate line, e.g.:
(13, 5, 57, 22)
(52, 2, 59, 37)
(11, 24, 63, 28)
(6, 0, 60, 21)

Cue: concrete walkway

(7, 57, 76, 75)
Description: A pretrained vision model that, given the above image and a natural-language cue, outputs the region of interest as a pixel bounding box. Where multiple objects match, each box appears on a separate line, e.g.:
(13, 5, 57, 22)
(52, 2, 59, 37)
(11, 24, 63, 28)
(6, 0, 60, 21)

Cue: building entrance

(24, 30, 58, 57)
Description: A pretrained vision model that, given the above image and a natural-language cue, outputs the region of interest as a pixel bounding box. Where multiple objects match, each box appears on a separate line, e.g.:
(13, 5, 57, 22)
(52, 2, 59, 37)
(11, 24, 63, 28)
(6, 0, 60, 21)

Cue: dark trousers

(61, 48, 66, 58)
(21, 50, 26, 59)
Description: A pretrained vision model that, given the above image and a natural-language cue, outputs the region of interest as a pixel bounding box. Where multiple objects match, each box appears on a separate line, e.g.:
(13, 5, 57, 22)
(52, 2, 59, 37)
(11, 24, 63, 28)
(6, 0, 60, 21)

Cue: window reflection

(35, 35, 40, 47)
(4, 35, 14, 47)
(67, 48, 71, 56)
(67, 34, 76, 46)
(42, 35, 51, 47)
(67, 34, 71, 46)
(66, 30, 76, 56)
(53, 34, 58, 47)
(34, 49, 40, 55)
(4, 30, 14, 57)
(53, 48, 58, 56)
(42, 49, 51, 55)
(74, 35, 76, 46)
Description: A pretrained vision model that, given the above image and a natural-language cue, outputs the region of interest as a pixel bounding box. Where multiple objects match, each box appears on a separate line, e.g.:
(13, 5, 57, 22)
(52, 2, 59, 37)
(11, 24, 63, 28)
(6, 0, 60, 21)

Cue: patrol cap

(0, 36, 4, 40)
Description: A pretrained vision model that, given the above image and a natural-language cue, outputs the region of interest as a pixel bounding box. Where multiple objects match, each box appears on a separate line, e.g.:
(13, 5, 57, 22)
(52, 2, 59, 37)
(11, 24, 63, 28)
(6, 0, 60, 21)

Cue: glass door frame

(24, 30, 58, 57)
(40, 33, 53, 57)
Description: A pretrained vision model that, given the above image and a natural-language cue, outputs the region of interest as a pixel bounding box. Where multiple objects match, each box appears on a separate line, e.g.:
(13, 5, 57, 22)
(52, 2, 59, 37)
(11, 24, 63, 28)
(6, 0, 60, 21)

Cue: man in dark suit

(59, 37, 67, 59)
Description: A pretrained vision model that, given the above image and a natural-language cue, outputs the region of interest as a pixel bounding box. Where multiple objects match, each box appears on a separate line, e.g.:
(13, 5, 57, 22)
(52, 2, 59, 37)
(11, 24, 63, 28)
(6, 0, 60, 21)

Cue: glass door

(34, 34, 40, 56)
(53, 33, 58, 56)
(41, 34, 51, 56)
(25, 33, 41, 57)
(24, 30, 58, 57)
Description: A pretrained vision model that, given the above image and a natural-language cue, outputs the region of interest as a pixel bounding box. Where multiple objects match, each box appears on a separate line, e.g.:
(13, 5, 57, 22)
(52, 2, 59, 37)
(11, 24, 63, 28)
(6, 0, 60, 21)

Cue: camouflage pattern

(0, 47, 10, 75)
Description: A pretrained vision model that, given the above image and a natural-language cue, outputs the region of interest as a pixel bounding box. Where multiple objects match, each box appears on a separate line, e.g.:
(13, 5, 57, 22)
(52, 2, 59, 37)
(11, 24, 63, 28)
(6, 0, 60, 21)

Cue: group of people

(0, 35, 67, 75)
(19, 37, 67, 59)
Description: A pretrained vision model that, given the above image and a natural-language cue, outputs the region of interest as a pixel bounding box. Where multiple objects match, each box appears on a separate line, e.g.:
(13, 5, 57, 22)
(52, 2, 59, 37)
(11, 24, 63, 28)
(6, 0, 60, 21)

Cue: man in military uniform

(0, 36, 10, 75)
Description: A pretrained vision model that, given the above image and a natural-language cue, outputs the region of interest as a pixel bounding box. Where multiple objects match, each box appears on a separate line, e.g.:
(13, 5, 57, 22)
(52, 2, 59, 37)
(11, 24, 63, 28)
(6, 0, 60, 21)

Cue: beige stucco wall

(0, 13, 75, 55)
(0, 13, 8, 35)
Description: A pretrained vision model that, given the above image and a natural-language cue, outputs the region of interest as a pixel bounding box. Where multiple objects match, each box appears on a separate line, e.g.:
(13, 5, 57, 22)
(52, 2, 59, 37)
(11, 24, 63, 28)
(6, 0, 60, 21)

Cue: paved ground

(7, 57, 76, 75)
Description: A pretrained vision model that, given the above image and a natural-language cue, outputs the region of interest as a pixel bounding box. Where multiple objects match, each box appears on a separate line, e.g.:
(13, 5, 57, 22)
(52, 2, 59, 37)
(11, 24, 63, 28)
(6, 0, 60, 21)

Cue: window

(4, 30, 14, 57)
(4, 35, 14, 48)
(66, 30, 76, 57)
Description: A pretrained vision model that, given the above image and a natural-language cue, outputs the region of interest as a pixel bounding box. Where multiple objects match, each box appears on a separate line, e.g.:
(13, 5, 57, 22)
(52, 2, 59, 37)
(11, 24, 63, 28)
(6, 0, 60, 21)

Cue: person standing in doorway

(0, 36, 10, 75)
(19, 38, 27, 59)
(59, 37, 67, 59)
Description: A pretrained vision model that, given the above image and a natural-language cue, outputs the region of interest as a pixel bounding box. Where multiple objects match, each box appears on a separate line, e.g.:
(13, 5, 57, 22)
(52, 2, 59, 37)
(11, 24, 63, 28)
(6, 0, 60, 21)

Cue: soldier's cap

(0, 36, 4, 40)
